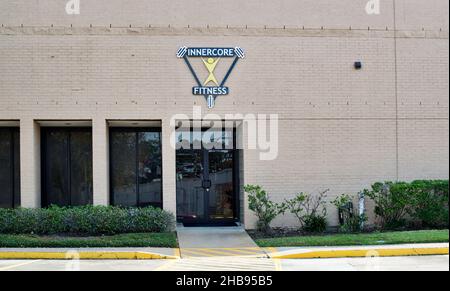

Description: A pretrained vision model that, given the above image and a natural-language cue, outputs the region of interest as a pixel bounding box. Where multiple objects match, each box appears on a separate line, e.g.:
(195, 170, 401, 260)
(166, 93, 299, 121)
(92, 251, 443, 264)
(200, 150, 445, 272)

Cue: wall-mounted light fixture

(354, 61, 363, 70)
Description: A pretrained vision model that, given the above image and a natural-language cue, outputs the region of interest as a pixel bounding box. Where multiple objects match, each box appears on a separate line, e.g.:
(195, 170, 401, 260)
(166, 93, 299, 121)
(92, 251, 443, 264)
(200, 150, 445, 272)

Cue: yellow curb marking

(182, 248, 233, 257)
(3, 247, 444, 260)
(0, 260, 41, 271)
(0, 252, 178, 260)
(269, 247, 449, 259)
(218, 247, 261, 250)
(412, 247, 449, 256)
(222, 248, 266, 256)
(181, 248, 266, 258)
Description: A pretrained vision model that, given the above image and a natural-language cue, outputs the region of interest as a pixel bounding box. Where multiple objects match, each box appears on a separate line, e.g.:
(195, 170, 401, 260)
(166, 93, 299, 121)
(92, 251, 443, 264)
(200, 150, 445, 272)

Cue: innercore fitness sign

(177, 46, 245, 109)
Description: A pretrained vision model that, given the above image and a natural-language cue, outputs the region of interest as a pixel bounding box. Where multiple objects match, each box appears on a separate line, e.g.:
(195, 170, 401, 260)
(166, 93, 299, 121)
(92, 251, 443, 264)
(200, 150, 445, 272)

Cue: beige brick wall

(1, 0, 448, 31)
(0, 0, 448, 228)
(243, 119, 398, 227)
(398, 119, 449, 181)
(397, 38, 449, 119)
(92, 117, 109, 206)
(1, 0, 395, 29)
(18, 119, 41, 208)
(0, 34, 399, 117)
(395, 0, 449, 31)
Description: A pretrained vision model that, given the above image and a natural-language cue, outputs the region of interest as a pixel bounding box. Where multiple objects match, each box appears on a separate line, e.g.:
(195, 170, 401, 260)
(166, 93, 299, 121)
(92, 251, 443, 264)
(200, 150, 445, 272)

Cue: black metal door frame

(178, 127, 240, 226)
(41, 127, 92, 207)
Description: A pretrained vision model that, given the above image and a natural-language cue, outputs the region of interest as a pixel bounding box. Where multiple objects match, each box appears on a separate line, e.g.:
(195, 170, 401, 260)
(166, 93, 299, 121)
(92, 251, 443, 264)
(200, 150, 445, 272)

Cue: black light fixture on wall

(354, 61, 363, 70)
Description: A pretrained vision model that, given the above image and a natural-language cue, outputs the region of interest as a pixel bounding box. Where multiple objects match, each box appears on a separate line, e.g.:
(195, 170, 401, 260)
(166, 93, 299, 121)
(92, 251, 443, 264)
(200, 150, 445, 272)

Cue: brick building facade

(0, 0, 448, 228)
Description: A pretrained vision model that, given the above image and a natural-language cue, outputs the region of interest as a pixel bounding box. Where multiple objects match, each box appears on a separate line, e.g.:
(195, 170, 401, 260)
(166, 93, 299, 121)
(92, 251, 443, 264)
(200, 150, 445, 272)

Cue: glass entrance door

(207, 150, 235, 221)
(176, 146, 205, 221)
(176, 127, 239, 225)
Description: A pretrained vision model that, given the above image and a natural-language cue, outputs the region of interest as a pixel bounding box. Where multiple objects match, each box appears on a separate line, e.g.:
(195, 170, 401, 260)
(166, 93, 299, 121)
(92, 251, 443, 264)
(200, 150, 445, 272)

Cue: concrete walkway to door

(177, 225, 268, 258)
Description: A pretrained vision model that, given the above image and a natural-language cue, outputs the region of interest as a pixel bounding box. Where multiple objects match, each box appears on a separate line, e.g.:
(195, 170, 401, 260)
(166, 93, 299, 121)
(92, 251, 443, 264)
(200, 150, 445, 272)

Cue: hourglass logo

(177, 47, 245, 109)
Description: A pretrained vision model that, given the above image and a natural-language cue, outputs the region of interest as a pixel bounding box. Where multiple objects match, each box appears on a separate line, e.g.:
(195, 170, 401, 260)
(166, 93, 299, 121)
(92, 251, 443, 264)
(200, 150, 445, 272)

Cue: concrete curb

(1, 245, 447, 260)
(266, 246, 449, 259)
(0, 251, 180, 260)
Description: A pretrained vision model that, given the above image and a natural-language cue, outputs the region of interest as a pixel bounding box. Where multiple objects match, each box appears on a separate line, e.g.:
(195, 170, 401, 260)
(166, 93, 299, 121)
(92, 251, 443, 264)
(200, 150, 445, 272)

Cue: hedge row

(0, 205, 175, 235)
(365, 180, 449, 229)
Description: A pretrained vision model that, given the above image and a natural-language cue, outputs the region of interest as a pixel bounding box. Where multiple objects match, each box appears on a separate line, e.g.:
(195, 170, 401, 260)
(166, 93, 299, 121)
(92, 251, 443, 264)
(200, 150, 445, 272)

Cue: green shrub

(244, 185, 286, 233)
(285, 190, 329, 233)
(38, 205, 67, 233)
(409, 180, 449, 228)
(0, 205, 175, 235)
(365, 180, 449, 230)
(331, 194, 367, 233)
(364, 182, 412, 229)
(302, 214, 328, 233)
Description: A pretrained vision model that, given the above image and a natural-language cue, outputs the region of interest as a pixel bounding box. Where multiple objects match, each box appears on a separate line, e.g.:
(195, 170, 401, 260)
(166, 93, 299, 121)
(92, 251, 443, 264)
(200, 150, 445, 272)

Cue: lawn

(254, 230, 449, 247)
(0, 233, 178, 248)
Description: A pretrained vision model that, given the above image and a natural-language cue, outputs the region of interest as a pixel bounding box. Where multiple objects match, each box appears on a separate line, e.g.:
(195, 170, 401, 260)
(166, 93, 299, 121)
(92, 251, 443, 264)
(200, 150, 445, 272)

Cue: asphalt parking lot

(0, 255, 448, 271)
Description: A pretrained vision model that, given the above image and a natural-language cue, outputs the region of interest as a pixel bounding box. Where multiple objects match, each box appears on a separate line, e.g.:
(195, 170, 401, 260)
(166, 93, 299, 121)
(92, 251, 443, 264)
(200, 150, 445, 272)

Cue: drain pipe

(358, 191, 366, 231)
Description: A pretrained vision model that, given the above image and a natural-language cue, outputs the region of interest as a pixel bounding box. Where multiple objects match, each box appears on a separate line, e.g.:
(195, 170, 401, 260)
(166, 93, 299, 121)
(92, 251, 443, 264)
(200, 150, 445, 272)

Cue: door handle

(202, 180, 212, 190)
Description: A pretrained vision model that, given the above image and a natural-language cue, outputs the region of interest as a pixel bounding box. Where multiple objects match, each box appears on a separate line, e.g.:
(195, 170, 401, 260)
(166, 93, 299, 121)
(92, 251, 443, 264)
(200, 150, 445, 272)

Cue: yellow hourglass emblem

(202, 57, 220, 86)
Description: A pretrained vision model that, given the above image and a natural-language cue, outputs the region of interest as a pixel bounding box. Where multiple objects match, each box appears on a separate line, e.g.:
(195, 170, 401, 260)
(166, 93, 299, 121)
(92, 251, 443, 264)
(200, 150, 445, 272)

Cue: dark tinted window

(42, 128, 93, 207)
(13, 131, 20, 207)
(110, 129, 162, 208)
(70, 132, 93, 206)
(44, 131, 70, 206)
(0, 128, 20, 208)
(110, 132, 137, 207)
(138, 132, 162, 207)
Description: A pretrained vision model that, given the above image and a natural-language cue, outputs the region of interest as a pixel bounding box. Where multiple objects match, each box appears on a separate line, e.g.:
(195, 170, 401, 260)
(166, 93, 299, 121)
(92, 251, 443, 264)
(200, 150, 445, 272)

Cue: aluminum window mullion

(136, 131, 140, 207)
(10, 129, 15, 208)
(68, 131, 72, 206)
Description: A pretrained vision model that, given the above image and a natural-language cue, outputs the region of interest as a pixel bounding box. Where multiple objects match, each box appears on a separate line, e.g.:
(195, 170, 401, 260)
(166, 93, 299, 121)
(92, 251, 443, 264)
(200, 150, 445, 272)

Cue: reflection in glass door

(208, 150, 235, 220)
(176, 147, 205, 221)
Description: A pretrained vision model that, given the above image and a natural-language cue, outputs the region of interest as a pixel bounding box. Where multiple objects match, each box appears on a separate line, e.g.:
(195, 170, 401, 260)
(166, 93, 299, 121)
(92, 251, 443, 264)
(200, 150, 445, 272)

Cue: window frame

(109, 127, 163, 209)
(40, 127, 93, 207)
(0, 127, 20, 208)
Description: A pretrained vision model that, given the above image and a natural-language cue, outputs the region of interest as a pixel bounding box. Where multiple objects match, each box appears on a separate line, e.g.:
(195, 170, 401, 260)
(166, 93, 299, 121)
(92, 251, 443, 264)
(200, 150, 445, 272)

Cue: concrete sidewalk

(1, 255, 449, 271)
(177, 226, 267, 258)
(177, 226, 259, 248)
